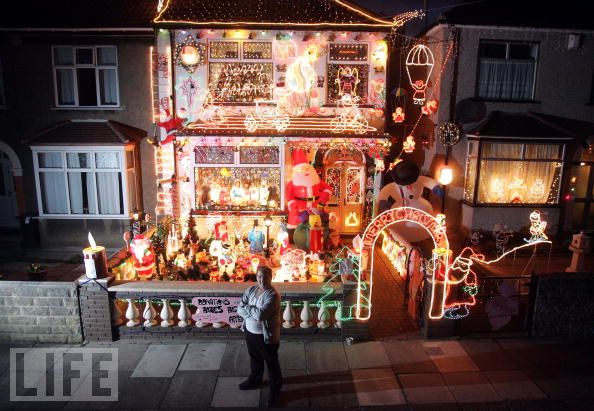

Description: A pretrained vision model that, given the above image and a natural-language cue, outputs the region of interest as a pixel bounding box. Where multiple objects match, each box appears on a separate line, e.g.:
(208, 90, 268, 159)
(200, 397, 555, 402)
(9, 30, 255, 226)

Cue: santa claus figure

(214, 221, 229, 243)
(156, 97, 184, 145)
(129, 234, 156, 279)
(286, 149, 332, 228)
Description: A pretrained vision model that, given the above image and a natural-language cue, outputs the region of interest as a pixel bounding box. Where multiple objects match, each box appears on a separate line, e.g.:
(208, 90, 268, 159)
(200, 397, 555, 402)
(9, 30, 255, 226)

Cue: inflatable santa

(129, 234, 156, 279)
(286, 149, 332, 228)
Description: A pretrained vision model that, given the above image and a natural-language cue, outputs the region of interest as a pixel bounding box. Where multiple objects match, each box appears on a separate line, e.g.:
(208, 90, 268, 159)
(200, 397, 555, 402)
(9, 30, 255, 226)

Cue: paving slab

(64, 351, 119, 410)
(113, 376, 171, 409)
(484, 370, 546, 400)
(382, 340, 437, 373)
(219, 341, 251, 377)
(305, 342, 349, 375)
(263, 369, 309, 408)
(110, 343, 149, 376)
(307, 372, 357, 407)
(459, 340, 518, 371)
(130, 344, 186, 378)
(352, 368, 406, 406)
(211, 376, 261, 407)
(527, 368, 594, 399)
(423, 341, 479, 373)
(345, 341, 391, 369)
(178, 342, 226, 371)
(442, 372, 501, 403)
(161, 370, 218, 408)
(278, 341, 306, 370)
(398, 373, 456, 404)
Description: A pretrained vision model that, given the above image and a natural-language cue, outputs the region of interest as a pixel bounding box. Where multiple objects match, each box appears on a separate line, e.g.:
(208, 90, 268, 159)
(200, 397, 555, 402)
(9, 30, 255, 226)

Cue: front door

(324, 163, 364, 234)
(567, 162, 594, 230)
(0, 152, 17, 226)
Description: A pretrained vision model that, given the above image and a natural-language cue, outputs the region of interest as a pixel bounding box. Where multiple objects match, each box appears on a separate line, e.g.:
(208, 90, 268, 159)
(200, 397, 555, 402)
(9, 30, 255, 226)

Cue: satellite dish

(455, 98, 487, 124)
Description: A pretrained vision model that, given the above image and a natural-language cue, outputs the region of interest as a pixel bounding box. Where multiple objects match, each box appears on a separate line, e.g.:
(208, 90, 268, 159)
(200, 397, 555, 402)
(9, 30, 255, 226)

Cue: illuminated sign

(329, 43, 369, 61)
(209, 62, 274, 103)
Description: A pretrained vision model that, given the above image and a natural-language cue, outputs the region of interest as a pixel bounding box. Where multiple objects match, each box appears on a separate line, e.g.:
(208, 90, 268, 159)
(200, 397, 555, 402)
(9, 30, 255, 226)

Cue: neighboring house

(0, 0, 155, 247)
(413, 0, 594, 239)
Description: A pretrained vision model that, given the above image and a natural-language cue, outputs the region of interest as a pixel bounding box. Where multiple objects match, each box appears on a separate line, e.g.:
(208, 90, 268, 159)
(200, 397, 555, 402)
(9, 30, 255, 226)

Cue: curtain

(99, 69, 117, 105)
(40, 172, 68, 213)
(478, 60, 535, 100)
(56, 69, 75, 105)
(96, 172, 122, 214)
(478, 144, 561, 204)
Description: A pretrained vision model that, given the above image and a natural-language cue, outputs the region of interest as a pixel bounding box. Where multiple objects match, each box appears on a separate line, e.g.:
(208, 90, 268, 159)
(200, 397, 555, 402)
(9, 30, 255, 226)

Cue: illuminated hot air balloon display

(405, 44, 434, 105)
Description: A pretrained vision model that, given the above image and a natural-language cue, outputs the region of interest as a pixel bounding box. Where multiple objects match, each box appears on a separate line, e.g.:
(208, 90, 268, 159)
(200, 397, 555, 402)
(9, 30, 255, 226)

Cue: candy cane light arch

(356, 207, 450, 320)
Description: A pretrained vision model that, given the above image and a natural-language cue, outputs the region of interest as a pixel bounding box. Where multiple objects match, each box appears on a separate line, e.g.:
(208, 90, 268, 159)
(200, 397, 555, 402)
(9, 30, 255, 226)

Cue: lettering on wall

(209, 63, 274, 103)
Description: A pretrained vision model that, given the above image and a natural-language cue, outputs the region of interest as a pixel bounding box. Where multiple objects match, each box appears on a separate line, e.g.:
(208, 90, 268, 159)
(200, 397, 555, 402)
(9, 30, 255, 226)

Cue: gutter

(0, 27, 153, 32)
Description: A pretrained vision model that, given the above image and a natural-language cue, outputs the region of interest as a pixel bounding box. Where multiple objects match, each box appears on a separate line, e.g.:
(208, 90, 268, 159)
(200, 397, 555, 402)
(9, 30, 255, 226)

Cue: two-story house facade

(414, 0, 594, 240)
(0, 0, 156, 247)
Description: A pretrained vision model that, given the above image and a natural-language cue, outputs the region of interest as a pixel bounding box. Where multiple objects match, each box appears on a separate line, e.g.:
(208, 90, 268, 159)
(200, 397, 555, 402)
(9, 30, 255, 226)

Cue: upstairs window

(52, 46, 119, 107)
(476, 41, 538, 101)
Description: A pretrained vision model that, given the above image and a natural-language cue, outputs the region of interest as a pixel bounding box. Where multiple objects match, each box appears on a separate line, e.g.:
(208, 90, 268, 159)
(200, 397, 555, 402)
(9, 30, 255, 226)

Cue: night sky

(352, 0, 466, 34)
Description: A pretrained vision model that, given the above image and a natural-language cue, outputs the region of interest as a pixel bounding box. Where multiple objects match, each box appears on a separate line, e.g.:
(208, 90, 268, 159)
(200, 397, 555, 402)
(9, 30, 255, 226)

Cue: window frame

(32, 145, 135, 219)
(475, 40, 539, 102)
(51, 45, 120, 108)
(463, 138, 566, 207)
(191, 143, 285, 211)
(205, 39, 274, 105)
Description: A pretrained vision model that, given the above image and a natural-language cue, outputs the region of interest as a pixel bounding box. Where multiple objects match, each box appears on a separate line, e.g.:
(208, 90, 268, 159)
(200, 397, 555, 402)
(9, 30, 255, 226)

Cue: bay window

(464, 140, 565, 205)
(34, 148, 137, 217)
(52, 46, 119, 107)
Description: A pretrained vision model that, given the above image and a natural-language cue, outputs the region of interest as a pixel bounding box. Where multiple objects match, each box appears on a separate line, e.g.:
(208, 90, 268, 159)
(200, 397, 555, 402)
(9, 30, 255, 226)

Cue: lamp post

(438, 147, 453, 213)
(264, 216, 272, 258)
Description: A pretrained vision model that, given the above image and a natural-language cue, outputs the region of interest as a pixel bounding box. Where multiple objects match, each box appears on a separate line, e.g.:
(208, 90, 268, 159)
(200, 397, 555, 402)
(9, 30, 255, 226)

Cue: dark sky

(352, 0, 464, 34)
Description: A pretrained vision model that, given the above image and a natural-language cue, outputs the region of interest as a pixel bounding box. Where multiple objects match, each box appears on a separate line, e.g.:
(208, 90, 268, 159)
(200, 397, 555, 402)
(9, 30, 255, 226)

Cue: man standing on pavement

(237, 265, 282, 407)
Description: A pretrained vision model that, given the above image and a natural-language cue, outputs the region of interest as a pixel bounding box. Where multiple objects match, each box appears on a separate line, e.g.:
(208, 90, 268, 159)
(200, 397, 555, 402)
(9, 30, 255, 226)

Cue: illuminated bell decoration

(437, 122, 461, 147)
(403, 135, 416, 153)
(180, 45, 200, 66)
(345, 212, 360, 227)
(392, 107, 405, 123)
(405, 44, 434, 105)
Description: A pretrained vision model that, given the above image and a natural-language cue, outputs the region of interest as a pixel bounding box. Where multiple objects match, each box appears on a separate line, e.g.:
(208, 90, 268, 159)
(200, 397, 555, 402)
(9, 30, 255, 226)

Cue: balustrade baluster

(125, 298, 139, 327)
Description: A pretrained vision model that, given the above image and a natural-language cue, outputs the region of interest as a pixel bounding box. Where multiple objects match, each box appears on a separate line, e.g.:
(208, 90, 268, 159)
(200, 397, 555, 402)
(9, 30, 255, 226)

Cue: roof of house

(435, 0, 594, 31)
(154, 0, 393, 30)
(465, 111, 592, 146)
(26, 120, 146, 145)
(0, 0, 156, 30)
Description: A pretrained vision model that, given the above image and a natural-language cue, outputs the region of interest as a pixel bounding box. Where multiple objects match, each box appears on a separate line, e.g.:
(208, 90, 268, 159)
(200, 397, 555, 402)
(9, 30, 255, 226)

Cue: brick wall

(0, 281, 82, 343)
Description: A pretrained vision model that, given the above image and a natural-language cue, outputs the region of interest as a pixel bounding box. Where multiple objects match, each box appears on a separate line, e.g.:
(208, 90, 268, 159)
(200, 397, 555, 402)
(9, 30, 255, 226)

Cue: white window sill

(35, 215, 131, 220)
(50, 106, 123, 111)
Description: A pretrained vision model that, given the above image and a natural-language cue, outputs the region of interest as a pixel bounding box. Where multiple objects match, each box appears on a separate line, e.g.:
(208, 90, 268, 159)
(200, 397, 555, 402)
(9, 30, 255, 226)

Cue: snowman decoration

(208, 240, 236, 276)
(377, 161, 443, 242)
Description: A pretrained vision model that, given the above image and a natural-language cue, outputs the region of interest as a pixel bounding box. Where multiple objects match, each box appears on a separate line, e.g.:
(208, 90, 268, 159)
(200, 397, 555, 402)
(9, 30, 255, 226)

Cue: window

(0, 57, 5, 107)
(52, 46, 119, 107)
(33, 148, 137, 217)
(194, 145, 283, 211)
(206, 40, 274, 103)
(476, 41, 538, 101)
(589, 66, 594, 104)
(464, 141, 564, 205)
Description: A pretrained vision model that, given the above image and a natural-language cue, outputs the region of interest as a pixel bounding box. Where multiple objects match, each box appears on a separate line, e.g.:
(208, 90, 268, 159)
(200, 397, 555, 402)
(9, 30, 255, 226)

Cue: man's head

(256, 265, 273, 289)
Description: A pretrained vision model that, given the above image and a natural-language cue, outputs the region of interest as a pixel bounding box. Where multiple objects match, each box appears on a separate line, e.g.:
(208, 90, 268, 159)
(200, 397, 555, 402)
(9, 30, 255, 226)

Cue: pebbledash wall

(0, 280, 82, 343)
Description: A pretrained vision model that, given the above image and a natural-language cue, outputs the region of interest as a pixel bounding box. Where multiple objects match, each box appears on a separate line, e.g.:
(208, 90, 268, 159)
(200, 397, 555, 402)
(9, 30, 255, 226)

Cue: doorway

(323, 149, 365, 234)
(0, 151, 18, 227)
(567, 161, 594, 230)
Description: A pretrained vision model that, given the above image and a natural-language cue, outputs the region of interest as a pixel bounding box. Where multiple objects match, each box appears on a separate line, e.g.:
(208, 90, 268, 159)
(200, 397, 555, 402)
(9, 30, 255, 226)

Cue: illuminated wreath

(175, 35, 207, 74)
(437, 122, 461, 147)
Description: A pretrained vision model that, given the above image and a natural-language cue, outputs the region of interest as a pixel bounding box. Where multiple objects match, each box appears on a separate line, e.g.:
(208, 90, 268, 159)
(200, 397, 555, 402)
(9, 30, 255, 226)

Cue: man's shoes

(238, 379, 261, 390)
(266, 392, 281, 407)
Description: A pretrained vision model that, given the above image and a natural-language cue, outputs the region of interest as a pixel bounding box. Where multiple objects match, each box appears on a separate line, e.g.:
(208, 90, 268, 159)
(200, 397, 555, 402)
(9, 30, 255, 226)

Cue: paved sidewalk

(1, 337, 593, 410)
